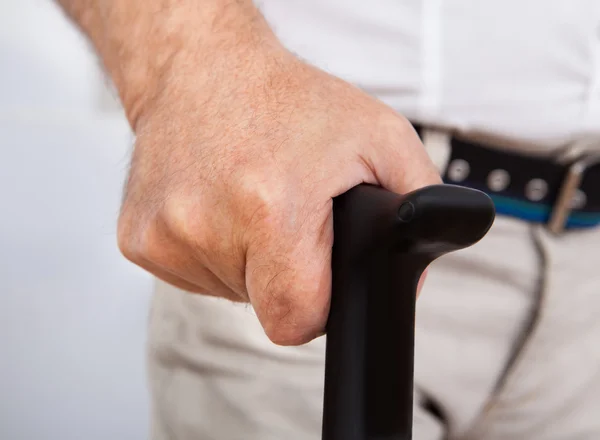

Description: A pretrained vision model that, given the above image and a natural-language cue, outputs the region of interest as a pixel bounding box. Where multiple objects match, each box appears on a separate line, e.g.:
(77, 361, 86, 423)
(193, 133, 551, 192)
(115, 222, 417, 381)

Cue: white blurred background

(0, 1, 153, 439)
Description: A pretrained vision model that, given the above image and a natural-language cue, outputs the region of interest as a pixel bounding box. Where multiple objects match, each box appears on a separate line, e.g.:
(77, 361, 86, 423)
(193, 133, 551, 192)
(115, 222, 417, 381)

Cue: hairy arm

(55, 0, 275, 128)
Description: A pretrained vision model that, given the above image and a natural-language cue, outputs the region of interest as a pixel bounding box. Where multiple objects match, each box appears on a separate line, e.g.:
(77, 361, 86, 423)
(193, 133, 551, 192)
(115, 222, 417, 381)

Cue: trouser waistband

(413, 124, 600, 233)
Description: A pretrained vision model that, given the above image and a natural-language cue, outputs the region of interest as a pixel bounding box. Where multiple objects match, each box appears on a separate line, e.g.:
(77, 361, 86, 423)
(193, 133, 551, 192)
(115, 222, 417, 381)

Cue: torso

(259, 0, 600, 148)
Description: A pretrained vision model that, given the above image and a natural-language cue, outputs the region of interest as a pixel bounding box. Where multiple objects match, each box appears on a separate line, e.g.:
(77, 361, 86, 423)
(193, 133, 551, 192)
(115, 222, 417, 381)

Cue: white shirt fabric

(259, 0, 600, 149)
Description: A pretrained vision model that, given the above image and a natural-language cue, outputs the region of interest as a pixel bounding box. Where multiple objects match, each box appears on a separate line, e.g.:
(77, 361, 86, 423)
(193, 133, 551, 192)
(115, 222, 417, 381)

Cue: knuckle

(117, 206, 167, 266)
(375, 111, 416, 143)
(265, 328, 306, 346)
(256, 266, 301, 345)
(160, 195, 204, 245)
(238, 172, 287, 223)
(262, 304, 301, 346)
(117, 209, 146, 264)
(257, 265, 325, 346)
(262, 299, 322, 346)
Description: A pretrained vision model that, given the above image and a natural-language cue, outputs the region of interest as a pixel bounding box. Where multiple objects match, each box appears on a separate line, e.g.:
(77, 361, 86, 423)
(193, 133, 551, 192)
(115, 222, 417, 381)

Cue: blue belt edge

(442, 181, 600, 229)
(491, 194, 600, 229)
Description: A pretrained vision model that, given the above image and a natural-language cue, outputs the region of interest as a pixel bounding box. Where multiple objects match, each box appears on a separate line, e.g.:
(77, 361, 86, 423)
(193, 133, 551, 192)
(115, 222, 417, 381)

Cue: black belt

(413, 125, 600, 233)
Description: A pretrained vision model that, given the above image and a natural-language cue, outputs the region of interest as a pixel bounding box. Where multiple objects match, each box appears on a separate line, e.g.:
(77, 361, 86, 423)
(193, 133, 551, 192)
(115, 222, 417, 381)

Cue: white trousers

(147, 214, 600, 439)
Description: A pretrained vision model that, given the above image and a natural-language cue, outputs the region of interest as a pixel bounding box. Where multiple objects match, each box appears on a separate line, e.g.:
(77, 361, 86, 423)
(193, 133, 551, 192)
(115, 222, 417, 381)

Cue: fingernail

(417, 268, 429, 297)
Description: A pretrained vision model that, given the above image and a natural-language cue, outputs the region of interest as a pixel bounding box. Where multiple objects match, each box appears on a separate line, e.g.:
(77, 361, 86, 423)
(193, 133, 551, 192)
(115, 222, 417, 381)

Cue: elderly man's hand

(60, 0, 441, 345)
(117, 45, 439, 345)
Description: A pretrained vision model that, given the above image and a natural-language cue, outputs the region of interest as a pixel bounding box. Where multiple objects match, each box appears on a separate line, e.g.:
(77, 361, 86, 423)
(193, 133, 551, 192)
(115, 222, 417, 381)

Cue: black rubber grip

(322, 184, 495, 440)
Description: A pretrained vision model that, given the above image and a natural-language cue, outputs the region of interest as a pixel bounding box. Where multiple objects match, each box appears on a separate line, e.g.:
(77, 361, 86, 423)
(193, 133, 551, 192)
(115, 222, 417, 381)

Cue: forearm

(56, 0, 278, 128)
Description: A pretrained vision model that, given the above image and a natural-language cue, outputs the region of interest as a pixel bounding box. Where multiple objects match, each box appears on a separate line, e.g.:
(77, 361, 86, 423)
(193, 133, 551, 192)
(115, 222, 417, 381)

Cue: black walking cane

(323, 184, 495, 440)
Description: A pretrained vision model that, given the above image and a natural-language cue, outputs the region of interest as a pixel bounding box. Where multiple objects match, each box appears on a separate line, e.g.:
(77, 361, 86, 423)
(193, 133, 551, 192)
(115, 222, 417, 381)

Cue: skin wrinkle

(262, 265, 295, 319)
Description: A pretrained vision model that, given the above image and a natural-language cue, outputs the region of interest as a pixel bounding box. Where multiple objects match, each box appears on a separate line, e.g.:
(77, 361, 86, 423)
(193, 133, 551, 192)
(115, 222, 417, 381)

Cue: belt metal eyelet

(547, 151, 600, 234)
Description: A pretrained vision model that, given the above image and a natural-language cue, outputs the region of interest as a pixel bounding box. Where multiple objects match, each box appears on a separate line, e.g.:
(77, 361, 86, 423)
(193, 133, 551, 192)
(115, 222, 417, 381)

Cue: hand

(117, 34, 440, 346)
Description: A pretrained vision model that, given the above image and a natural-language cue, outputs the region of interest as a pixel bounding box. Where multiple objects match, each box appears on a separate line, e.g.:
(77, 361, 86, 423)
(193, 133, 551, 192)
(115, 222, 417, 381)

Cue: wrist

(104, 1, 281, 130)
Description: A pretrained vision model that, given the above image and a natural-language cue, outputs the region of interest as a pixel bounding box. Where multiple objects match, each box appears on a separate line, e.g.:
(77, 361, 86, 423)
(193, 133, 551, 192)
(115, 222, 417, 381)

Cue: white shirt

(259, 0, 600, 150)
